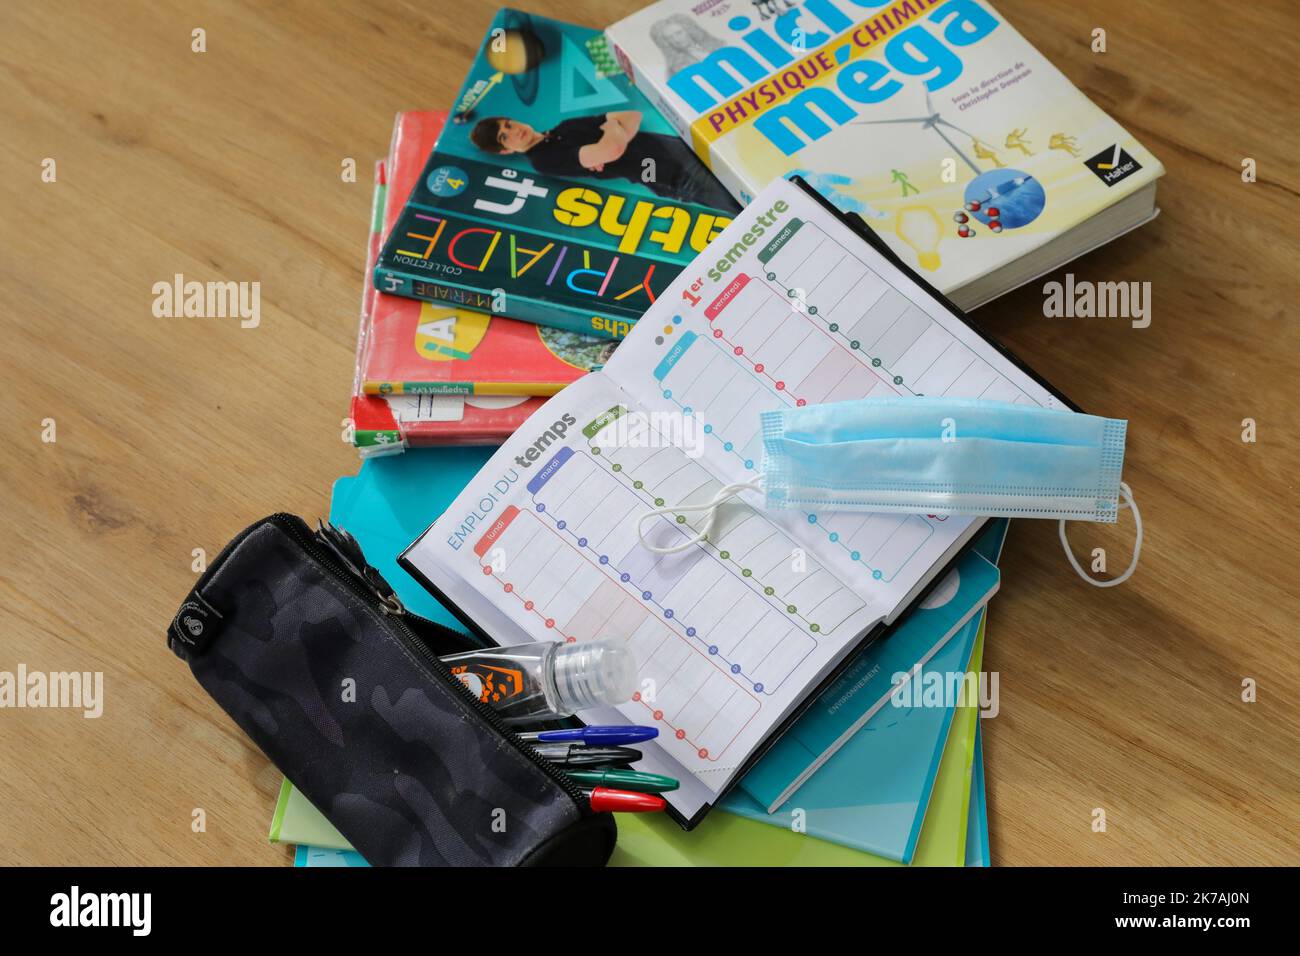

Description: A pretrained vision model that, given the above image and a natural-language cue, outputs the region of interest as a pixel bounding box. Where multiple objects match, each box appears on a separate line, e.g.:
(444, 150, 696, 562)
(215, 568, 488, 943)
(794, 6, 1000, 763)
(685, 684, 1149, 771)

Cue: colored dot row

(762, 271, 911, 391)
(653, 315, 684, 347)
(535, 501, 781, 686)
(707, 325, 809, 406)
(654, 392, 757, 469)
(806, 514, 888, 580)
(631, 692, 711, 760)
(480, 563, 578, 641)
(586, 446, 824, 634)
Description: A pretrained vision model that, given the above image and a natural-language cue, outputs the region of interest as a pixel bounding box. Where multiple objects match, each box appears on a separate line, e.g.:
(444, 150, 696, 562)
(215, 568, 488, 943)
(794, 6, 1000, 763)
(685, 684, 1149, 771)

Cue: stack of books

(308, 2, 1161, 864)
(348, 10, 739, 455)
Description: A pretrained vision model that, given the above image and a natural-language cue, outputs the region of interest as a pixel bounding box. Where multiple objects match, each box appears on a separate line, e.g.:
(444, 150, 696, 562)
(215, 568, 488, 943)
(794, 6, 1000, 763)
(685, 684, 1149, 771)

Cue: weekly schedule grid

(403, 178, 1060, 823)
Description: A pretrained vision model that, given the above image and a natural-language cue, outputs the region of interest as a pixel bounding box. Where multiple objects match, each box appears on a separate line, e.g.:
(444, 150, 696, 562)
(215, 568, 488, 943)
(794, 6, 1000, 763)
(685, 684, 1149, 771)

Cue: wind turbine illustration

(850, 86, 983, 175)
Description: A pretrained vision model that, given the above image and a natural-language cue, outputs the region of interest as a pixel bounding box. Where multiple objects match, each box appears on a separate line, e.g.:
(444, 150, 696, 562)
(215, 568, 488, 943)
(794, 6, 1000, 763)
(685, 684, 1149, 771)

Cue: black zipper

(264, 513, 591, 815)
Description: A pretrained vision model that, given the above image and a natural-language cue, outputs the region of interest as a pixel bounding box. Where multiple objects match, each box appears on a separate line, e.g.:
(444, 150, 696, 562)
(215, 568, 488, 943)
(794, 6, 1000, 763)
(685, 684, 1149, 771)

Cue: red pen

(580, 786, 667, 813)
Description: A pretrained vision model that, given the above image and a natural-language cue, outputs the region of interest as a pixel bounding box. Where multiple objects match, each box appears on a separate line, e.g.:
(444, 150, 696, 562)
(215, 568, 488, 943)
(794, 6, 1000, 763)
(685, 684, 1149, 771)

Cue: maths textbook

(374, 9, 740, 340)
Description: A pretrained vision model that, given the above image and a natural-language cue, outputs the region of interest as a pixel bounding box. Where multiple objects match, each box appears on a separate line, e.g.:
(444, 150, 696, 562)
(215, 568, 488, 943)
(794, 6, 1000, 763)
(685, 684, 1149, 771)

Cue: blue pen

(517, 725, 659, 746)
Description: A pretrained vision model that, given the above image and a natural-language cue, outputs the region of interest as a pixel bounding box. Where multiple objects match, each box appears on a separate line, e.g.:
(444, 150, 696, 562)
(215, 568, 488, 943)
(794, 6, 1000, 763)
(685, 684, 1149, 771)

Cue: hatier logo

(1085, 144, 1143, 186)
(50, 886, 151, 936)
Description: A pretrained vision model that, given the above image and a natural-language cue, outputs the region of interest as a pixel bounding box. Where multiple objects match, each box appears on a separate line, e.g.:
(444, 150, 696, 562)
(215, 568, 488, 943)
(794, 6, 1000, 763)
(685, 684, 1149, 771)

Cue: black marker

(530, 743, 641, 768)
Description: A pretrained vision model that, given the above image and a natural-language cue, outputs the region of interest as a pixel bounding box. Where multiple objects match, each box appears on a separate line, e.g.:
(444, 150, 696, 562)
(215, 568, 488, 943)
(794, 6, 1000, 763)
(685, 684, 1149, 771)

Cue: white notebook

(401, 176, 1065, 826)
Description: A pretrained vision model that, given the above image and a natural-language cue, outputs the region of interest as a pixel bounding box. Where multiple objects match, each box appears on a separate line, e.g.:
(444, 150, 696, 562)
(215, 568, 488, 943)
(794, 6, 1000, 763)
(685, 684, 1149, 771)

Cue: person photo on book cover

(648, 14, 723, 76)
(469, 110, 737, 212)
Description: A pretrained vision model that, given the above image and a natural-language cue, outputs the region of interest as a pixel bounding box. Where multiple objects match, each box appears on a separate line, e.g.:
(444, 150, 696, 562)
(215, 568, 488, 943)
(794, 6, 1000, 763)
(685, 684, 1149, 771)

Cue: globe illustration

(963, 169, 1046, 230)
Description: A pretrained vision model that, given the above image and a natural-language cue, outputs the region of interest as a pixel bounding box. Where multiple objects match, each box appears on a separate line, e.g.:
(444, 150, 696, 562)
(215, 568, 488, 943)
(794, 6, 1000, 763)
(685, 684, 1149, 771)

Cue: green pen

(565, 768, 679, 793)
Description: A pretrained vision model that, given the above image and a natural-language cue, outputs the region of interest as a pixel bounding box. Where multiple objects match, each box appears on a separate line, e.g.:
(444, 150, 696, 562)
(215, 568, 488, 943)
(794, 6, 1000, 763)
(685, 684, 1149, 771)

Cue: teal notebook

(738, 543, 1000, 814)
(328, 447, 493, 635)
(722, 607, 984, 862)
(294, 846, 368, 867)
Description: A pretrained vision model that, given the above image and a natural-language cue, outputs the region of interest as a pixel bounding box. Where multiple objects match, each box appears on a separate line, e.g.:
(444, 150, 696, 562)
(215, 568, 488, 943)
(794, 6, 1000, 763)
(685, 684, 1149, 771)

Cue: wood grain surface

(1, 0, 1297, 866)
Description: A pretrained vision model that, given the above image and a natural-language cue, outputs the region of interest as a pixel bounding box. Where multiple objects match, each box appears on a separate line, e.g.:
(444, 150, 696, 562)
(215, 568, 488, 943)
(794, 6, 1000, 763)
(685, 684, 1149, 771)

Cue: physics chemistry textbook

(606, 0, 1163, 309)
(360, 110, 611, 397)
(374, 8, 739, 340)
(400, 176, 1072, 826)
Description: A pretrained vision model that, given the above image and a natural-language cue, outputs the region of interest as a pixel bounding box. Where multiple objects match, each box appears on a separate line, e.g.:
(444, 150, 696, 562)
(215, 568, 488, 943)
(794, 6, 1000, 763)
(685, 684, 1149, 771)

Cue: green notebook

(268, 779, 350, 851)
(269, 624, 985, 866)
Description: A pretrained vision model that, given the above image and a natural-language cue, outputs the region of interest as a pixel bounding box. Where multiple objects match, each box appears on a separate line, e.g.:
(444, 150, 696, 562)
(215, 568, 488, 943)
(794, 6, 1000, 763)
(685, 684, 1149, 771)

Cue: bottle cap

(551, 639, 637, 714)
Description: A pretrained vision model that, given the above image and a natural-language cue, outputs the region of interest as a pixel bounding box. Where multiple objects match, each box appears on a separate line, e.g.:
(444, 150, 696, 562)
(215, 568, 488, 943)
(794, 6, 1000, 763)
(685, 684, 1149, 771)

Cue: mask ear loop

(1059, 481, 1142, 588)
(637, 478, 764, 555)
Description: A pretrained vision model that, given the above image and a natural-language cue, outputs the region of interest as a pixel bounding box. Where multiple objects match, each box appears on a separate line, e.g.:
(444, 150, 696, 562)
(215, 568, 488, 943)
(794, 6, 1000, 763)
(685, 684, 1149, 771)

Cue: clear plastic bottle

(440, 638, 636, 724)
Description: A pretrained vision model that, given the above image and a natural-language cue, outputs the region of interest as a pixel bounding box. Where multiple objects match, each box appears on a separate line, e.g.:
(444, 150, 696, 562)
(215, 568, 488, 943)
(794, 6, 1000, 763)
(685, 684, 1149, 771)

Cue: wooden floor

(2, 0, 1297, 866)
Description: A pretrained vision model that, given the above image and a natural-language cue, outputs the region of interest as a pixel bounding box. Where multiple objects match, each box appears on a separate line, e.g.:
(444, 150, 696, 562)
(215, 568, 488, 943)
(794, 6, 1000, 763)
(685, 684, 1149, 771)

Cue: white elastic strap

(637, 478, 764, 555)
(1059, 481, 1142, 588)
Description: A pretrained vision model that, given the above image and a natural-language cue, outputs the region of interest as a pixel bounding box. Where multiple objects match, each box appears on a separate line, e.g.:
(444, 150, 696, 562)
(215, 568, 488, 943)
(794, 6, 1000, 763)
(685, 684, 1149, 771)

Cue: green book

(268, 779, 351, 851)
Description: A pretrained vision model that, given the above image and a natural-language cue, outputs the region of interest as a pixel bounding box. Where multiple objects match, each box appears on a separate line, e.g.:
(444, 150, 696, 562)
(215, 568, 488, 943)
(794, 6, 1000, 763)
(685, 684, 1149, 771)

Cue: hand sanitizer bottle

(440, 638, 636, 724)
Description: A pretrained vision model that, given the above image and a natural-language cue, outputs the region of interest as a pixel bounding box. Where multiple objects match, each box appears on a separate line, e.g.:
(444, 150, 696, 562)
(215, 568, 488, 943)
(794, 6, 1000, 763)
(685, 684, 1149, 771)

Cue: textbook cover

(374, 8, 740, 340)
(352, 161, 546, 452)
(607, 0, 1164, 308)
(361, 111, 613, 396)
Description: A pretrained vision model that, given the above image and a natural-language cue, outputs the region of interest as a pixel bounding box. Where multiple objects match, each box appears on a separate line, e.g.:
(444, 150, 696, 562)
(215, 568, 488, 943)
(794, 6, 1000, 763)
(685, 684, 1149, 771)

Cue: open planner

(401, 176, 1070, 827)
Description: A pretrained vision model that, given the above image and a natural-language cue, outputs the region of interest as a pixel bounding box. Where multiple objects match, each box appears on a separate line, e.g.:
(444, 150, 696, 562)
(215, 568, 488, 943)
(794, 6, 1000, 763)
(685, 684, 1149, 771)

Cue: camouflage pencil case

(166, 513, 617, 866)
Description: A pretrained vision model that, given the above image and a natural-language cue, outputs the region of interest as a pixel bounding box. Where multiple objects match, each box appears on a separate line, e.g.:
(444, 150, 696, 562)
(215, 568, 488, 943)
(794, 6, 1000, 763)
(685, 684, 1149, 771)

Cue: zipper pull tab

(316, 520, 406, 615)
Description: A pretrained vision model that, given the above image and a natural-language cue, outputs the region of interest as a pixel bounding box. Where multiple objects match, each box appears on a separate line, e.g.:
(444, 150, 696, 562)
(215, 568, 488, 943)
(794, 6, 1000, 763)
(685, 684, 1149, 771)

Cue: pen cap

(550, 639, 636, 714)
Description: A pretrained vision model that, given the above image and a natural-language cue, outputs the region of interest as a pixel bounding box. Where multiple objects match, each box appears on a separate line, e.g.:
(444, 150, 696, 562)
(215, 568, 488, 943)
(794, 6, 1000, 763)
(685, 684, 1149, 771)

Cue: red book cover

(359, 110, 612, 397)
(351, 160, 546, 451)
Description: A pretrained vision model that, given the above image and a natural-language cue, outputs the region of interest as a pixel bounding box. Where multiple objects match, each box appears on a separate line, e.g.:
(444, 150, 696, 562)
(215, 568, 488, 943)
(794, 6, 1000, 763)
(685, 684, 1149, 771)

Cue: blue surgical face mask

(761, 396, 1126, 520)
(637, 396, 1141, 588)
